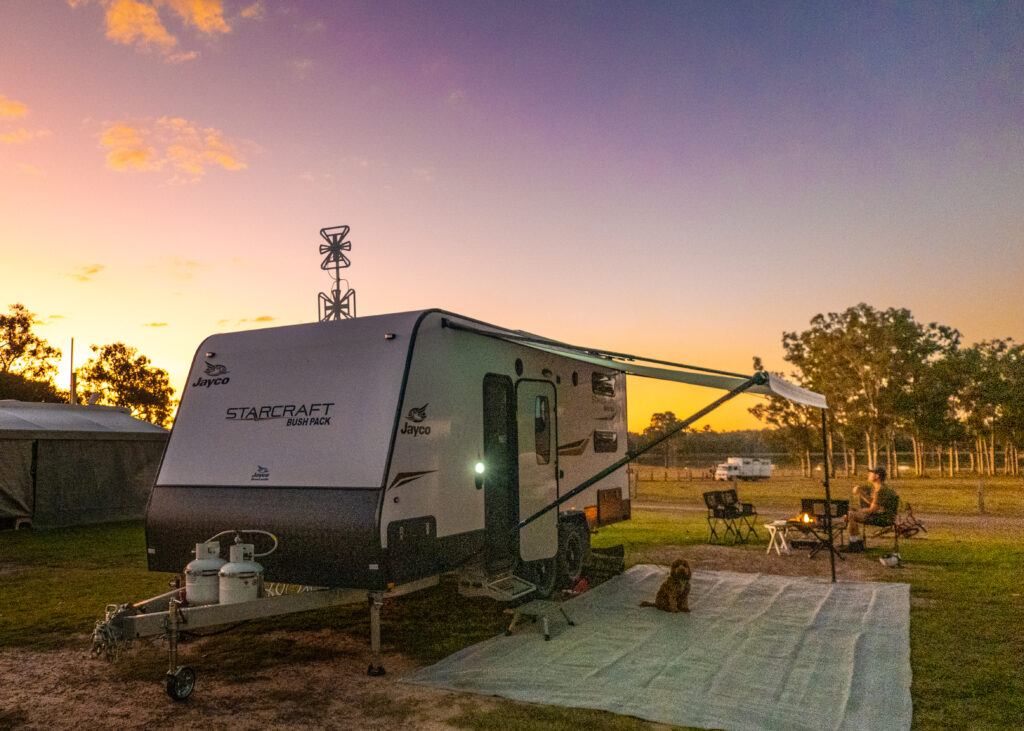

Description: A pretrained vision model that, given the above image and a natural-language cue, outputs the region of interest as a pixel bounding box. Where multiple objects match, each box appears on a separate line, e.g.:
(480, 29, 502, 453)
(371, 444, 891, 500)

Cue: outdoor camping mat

(404, 566, 912, 731)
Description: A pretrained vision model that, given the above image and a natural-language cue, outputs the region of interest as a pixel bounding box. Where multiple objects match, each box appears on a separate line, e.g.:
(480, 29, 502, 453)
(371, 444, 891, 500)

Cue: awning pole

(516, 372, 767, 532)
(821, 408, 837, 583)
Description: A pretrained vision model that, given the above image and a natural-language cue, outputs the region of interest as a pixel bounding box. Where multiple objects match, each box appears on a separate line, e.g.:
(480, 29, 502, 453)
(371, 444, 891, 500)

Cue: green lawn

(1, 475, 1022, 729)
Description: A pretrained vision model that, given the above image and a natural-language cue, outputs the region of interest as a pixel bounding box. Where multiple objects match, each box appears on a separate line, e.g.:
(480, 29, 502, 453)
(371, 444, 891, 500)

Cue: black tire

(165, 665, 196, 701)
(520, 557, 557, 599)
(556, 520, 590, 588)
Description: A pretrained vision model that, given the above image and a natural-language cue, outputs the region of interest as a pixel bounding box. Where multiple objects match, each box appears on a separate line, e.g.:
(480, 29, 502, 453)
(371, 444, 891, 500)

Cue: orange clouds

(100, 117, 249, 181)
(0, 94, 29, 118)
(70, 0, 233, 61)
(1, 128, 53, 145)
(69, 265, 106, 282)
(0, 94, 50, 147)
(105, 0, 177, 50)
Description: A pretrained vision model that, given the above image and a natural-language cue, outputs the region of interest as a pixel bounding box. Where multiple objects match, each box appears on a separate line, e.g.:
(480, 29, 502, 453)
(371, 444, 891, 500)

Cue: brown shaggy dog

(640, 558, 692, 613)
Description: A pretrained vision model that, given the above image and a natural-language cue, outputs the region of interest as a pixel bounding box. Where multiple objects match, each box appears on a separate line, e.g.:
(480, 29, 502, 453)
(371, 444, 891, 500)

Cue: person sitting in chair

(841, 466, 898, 553)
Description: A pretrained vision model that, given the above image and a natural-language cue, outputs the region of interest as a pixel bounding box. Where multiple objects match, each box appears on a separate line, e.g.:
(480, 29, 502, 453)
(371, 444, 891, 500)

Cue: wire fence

(630, 451, 1023, 480)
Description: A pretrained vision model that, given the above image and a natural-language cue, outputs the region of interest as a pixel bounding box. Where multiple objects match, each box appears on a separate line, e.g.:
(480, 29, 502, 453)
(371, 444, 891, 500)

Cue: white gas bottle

(184, 541, 226, 605)
(218, 542, 263, 605)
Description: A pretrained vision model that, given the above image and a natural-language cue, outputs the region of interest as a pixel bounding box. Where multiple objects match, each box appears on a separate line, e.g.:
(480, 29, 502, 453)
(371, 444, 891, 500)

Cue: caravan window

(593, 430, 618, 453)
(592, 372, 615, 397)
(534, 395, 551, 464)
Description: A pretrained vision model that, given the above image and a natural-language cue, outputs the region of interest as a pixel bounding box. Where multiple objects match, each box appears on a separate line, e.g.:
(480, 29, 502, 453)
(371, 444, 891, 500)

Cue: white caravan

(714, 457, 772, 481)
(147, 310, 632, 599)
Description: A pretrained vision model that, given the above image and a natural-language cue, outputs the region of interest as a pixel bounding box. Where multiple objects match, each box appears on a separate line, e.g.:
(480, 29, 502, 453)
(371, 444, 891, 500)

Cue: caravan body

(147, 310, 629, 589)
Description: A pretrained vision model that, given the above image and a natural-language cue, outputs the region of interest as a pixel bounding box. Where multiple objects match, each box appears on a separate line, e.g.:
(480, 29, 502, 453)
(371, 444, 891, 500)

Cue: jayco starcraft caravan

(96, 309, 826, 698)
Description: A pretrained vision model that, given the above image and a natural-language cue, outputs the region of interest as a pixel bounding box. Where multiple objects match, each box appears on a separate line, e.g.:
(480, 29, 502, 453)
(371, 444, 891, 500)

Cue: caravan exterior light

(474, 462, 486, 474)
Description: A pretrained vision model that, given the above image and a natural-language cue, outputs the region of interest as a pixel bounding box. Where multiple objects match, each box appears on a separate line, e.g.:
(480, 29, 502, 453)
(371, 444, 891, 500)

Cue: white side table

(766, 520, 791, 555)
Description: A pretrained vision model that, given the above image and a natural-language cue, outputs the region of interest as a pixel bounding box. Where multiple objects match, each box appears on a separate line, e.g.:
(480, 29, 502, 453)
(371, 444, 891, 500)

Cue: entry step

(457, 569, 536, 601)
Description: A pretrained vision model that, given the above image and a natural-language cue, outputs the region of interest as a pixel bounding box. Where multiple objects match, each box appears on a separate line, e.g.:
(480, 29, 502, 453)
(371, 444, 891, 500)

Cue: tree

(79, 343, 175, 426)
(0, 303, 61, 380)
(0, 371, 66, 402)
(643, 411, 682, 467)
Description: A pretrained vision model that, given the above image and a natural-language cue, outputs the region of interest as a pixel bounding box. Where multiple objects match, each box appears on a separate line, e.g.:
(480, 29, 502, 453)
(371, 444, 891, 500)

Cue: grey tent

(0, 400, 168, 528)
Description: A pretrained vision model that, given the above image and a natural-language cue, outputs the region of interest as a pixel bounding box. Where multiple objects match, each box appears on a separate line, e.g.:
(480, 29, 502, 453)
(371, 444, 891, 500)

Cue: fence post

(977, 480, 986, 514)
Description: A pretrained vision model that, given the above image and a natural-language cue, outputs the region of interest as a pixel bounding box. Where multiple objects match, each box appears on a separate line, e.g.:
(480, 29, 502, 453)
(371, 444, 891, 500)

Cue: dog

(640, 558, 691, 613)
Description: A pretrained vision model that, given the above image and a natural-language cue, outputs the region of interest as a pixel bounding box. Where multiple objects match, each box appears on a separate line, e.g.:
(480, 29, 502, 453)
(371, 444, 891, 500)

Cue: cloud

(168, 257, 203, 279)
(0, 94, 29, 118)
(16, 163, 46, 178)
(99, 117, 250, 181)
(239, 1, 263, 20)
(446, 89, 466, 104)
(69, 264, 106, 282)
(105, 0, 178, 50)
(237, 315, 275, 323)
(289, 58, 314, 79)
(101, 123, 160, 170)
(163, 0, 229, 34)
(70, 0, 229, 60)
(166, 50, 200, 63)
(143, 321, 169, 327)
(0, 128, 52, 145)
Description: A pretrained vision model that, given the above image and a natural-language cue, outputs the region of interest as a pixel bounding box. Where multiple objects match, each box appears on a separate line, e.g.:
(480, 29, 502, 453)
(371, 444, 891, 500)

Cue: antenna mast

(316, 225, 357, 321)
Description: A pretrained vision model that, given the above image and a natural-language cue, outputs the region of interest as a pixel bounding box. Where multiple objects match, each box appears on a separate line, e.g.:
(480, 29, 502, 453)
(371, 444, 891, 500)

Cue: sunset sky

(1, 1, 1022, 431)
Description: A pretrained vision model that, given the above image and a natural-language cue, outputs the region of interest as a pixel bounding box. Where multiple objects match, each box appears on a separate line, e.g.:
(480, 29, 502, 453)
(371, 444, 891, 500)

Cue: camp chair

(720, 488, 759, 543)
(872, 503, 926, 540)
(703, 490, 732, 544)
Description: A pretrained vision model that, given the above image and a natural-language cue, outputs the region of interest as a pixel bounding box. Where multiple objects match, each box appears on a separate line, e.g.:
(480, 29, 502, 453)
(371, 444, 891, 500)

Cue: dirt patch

(0, 632, 498, 730)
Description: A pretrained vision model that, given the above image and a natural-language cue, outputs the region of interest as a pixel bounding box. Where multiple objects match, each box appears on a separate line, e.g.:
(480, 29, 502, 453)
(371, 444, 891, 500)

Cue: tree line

(750, 303, 1023, 478)
(0, 303, 175, 426)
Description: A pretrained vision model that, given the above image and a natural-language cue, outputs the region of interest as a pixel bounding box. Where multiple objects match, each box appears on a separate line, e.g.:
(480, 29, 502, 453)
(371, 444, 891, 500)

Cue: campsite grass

(1, 476, 1022, 729)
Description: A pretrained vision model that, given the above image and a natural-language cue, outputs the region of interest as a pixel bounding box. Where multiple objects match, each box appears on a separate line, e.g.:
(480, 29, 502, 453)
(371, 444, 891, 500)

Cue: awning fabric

(506, 341, 828, 410)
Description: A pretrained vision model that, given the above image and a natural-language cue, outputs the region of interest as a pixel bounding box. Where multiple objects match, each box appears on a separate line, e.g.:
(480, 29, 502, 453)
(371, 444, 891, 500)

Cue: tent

(0, 400, 168, 528)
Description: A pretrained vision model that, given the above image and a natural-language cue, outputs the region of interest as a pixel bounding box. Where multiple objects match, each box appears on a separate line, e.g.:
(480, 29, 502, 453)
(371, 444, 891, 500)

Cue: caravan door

(516, 380, 558, 562)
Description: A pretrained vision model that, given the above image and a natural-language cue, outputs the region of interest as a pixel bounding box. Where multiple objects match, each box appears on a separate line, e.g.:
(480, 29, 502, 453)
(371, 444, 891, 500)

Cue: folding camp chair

(703, 490, 733, 544)
(872, 502, 926, 540)
(719, 488, 759, 543)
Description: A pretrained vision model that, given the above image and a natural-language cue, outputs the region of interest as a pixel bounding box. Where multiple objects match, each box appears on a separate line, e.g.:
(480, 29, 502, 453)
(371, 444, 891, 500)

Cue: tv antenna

(317, 225, 357, 321)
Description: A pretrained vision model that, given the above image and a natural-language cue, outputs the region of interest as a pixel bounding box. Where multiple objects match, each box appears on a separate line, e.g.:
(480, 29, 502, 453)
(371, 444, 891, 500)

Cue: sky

(1, 1, 1022, 431)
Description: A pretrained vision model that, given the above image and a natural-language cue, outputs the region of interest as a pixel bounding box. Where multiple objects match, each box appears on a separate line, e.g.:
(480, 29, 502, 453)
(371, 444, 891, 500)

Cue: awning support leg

(367, 592, 386, 676)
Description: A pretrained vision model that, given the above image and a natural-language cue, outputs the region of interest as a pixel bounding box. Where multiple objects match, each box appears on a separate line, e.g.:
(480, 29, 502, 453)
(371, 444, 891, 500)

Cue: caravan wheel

(521, 558, 557, 599)
(557, 521, 590, 587)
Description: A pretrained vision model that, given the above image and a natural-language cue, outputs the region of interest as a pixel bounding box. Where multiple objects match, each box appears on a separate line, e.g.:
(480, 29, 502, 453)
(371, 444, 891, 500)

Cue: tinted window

(593, 430, 618, 453)
(534, 395, 551, 464)
(592, 372, 615, 397)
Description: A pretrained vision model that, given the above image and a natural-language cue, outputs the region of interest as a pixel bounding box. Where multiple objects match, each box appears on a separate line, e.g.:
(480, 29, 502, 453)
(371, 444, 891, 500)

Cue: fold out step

(457, 569, 536, 601)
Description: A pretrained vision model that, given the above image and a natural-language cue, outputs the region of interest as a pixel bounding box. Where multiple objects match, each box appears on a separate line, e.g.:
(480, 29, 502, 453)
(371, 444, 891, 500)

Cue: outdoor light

(474, 462, 486, 475)
(474, 461, 485, 490)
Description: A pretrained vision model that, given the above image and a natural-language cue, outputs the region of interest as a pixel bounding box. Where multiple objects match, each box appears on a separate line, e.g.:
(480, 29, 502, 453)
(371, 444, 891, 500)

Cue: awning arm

(515, 372, 767, 532)
(441, 318, 750, 380)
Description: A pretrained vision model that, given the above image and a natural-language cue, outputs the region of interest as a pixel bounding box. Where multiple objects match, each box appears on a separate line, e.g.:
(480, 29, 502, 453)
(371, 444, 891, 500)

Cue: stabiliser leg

(164, 598, 196, 701)
(367, 592, 386, 676)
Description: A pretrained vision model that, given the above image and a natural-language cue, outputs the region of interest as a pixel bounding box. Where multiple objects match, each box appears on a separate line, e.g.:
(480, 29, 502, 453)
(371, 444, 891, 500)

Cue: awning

(442, 321, 827, 410)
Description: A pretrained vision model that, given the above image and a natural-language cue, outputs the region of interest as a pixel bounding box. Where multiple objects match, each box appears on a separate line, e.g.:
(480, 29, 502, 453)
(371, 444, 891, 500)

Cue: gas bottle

(218, 542, 263, 604)
(184, 541, 226, 605)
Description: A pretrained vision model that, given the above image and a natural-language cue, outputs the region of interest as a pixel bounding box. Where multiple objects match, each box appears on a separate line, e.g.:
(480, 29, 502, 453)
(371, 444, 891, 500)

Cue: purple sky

(1, 1, 1022, 428)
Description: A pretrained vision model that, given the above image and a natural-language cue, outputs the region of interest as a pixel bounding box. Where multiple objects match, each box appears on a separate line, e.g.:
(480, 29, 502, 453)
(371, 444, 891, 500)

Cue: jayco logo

(251, 465, 269, 481)
(191, 361, 230, 389)
(400, 403, 431, 436)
